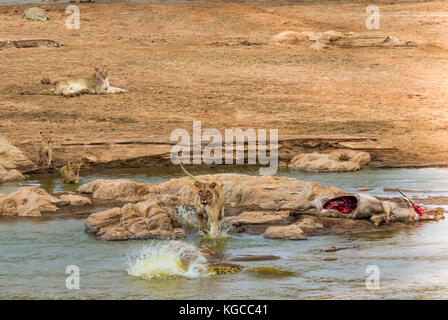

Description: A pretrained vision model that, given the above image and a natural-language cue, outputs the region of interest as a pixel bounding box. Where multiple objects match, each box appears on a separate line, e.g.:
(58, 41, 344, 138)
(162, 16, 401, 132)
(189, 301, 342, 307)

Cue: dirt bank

(1, 1, 448, 170)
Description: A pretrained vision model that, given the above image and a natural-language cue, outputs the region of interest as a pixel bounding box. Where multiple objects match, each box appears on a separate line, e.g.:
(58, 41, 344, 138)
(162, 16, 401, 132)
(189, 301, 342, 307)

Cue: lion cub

(180, 163, 226, 237)
(61, 161, 82, 184)
(37, 131, 53, 167)
(52, 65, 126, 97)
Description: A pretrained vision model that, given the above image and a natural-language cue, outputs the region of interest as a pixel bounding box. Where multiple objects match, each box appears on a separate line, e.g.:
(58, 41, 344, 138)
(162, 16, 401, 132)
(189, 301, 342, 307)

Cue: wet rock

(0, 165, 25, 183)
(264, 224, 306, 240)
(288, 150, 370, 172)
(323, 246, 352, 253)
(56, 194, 92, 207)
(84, 208, 121, 233)
(295, 217, 323, 229)
(228, 254, 281, 262)
(225, 211, 291, 226)
(323, 257, 338, 261)
(0, 187, 58, 217)
(77, 179, 151, 202)
(84, 199, 185, 241)
(78, 174, 343, 212)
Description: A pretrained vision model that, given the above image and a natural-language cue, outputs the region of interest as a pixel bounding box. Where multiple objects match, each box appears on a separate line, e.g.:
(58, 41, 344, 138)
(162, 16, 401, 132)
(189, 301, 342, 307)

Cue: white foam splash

(125, 241, 209, 279)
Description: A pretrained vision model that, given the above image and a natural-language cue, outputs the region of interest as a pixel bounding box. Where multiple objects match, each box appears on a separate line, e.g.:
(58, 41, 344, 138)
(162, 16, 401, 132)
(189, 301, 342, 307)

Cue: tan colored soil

(1, 1, 448, 168)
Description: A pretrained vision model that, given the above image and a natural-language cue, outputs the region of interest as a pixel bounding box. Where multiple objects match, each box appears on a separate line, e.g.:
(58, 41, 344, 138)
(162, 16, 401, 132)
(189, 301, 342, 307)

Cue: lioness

(180, 163, 226, 237)
(37, 131, 53, 167)
(51, 65, 126, 97)
(61, 160, 82, 184)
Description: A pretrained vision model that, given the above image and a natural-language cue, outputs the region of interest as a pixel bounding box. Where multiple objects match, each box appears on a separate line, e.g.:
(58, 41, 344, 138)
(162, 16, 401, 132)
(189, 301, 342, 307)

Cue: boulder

(84, 199, 186, 241)
(77, 179, 151, 202)
(225, 211, 291, 225)
(295, 217, 323, 229)
(0, 137, 34, 183)
(288, 150, 370, 172)
(0, 165, 25, 183)
(78, 174, 343, 212)
(56, 194, 92, 207)
(0, 187, 58, 217)
(0, 187, 95, 217)
(84, 208, 121, 234)
(264, 224, 306, 240)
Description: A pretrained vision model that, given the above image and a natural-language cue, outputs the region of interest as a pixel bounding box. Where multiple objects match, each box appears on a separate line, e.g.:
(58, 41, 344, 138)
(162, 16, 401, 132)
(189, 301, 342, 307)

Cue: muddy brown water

(1, 167, 448, 299)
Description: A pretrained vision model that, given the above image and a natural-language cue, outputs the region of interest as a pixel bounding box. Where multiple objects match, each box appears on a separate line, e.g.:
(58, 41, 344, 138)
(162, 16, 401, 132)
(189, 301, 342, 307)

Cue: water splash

(176, 205, 198, 229)
(125, 241, 209, 279)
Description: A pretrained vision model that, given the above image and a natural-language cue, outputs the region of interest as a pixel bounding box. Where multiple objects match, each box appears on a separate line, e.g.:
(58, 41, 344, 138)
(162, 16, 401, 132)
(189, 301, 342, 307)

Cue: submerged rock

(288, 150, 370, 172)
(84, 200, 185, 240)
(264, 224, 306, 240)
(323, 246, 353, 253)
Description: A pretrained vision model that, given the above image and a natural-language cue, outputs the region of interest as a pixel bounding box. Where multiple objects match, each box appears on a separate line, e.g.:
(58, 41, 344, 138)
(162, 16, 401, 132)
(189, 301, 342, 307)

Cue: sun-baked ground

(1, 1, 448, 168)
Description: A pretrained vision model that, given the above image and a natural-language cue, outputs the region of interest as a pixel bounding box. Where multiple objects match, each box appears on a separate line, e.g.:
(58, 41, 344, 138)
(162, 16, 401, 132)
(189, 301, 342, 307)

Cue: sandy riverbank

(1, 1, 448, 169)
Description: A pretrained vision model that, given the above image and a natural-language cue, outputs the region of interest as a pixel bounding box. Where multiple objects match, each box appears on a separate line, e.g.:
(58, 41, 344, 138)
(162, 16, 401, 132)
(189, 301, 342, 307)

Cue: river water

(1, 167, 448, 299)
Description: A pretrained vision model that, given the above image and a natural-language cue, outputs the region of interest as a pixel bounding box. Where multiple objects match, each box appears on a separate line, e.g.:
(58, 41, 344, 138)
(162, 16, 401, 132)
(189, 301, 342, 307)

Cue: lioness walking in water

(37, 131, 53, 167)
(180, 163, 226, 237)
(50, 65, 126, 97)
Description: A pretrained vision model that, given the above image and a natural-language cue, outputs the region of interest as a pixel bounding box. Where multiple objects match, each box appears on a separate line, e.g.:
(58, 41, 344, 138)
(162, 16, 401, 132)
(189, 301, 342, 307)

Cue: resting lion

(46, 65, 126, 97)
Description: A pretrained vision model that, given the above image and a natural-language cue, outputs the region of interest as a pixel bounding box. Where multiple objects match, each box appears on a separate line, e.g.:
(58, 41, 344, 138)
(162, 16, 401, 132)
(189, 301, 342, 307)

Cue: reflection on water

(1, 167, 448, 299)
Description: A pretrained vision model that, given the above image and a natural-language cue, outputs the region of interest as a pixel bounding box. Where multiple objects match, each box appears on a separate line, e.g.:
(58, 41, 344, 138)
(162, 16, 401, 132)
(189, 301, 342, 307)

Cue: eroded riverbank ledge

(73, 174, 445, 240)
